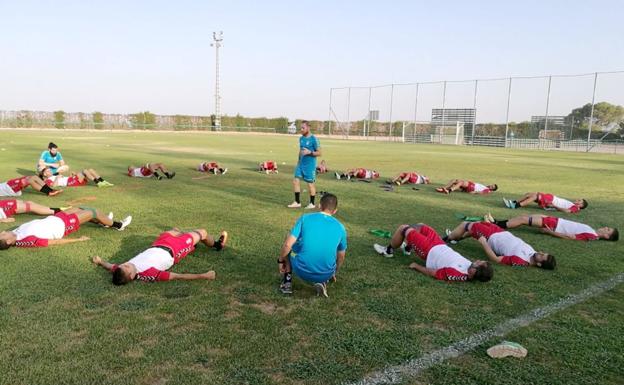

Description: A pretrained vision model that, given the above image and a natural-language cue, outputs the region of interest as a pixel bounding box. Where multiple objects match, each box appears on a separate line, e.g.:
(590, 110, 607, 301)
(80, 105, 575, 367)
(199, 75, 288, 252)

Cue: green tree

(130, 111, 157, 129)
(93, 111, 104, 129)
(53, 110, 65, 129)
(567, 102, 624, 135)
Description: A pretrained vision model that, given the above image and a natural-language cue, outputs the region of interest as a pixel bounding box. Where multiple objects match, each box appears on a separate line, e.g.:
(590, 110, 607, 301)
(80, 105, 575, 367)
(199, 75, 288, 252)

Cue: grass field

(0, 130, 622, 385)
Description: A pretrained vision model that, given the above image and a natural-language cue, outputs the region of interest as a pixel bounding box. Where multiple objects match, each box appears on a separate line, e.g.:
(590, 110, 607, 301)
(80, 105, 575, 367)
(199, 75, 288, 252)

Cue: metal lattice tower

(211, 31, 223, 130)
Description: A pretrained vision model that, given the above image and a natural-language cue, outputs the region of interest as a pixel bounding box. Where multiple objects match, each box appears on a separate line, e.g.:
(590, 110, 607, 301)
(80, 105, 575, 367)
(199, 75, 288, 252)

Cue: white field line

(348, 273, 624, 385)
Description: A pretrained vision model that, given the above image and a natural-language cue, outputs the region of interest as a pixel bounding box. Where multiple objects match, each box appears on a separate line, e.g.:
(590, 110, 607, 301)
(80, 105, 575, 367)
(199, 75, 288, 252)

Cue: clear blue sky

(1, 0, 623, 121)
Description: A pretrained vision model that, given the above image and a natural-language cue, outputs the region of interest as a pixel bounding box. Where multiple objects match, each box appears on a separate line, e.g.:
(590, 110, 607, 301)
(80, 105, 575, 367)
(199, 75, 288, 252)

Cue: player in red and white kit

(0, 207, 131, 250)
(40, 167, 114, 188)
(92, 228, 228, 285)
(389, 172, 430, 186)
(197, 161, 228, 175)
(0, 199, 65, 223)
(259, 160, 278, 174)
(373, 223, 493, 282)
(0, 175, 61, 197)
(436, 179, 497, 194)
(127, 163, 175, 180)
(443, 221, 556, 269)
(486, 214, 618, 242)
(335, 168, 380, 180)
(503, 192, 586, 213)
(316, 159, 328, 174)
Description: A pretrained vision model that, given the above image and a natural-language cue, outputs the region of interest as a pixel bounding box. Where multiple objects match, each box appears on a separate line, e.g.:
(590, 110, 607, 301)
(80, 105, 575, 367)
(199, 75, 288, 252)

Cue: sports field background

(0, 130, 622, 385)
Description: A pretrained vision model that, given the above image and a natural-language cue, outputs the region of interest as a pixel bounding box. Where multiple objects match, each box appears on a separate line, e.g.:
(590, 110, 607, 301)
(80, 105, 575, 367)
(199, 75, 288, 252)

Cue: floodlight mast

(211, 31, 223, 130)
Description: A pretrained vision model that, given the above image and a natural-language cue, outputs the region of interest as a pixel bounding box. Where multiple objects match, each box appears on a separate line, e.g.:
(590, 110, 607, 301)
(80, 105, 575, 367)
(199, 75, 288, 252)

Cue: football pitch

(1, 130, 623, 385)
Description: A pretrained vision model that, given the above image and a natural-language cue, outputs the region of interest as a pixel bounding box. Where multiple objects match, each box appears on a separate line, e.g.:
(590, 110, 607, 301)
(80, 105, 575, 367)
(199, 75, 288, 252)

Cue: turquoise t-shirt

(39, 150, 63, 173)
(297, 135, 320, 170)
(290, 212, 347, 276)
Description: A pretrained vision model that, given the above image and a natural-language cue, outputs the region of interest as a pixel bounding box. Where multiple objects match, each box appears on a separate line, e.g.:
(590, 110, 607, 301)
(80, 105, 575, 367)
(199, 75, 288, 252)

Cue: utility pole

(211, 31, 223, 130)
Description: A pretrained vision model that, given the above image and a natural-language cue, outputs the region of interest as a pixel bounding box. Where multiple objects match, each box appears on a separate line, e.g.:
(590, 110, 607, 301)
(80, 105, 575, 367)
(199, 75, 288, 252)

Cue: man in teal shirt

(278, 193, 347, 297)
(38, 142, 69, 175)
(287, 121, 321, 209)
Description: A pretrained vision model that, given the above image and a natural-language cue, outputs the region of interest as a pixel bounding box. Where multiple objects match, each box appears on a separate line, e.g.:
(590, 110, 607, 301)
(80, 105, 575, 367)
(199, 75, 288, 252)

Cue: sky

(1, 0, 623, 122)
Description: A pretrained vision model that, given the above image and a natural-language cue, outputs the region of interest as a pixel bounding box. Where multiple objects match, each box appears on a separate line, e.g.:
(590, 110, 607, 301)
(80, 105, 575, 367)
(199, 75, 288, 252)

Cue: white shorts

(0, 183, 21, 197)
(132, 168, 149, 178)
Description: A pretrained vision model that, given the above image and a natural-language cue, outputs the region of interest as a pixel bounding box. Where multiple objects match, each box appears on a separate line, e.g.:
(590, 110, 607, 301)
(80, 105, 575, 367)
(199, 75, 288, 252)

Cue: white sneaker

(117, 216, 132, 231)
(444, 229, 458, 244)
(287, 201, 301, 208)
(304, 203, 316, 210)
(221, 168, 228, 175)
(373, 243, 394, 258)
(400, 241, 412, 256)
(107, 212, 113, 221)
(314, 282, 328, 298)
(335, 172, 341, 180)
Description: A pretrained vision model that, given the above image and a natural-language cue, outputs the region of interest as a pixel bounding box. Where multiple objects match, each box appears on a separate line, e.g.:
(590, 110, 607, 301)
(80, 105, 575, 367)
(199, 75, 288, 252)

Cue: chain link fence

(329, 71, 624, 153)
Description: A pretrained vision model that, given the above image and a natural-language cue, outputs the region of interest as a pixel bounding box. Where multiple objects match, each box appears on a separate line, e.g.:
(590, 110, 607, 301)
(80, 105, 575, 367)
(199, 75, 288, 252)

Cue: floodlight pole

(211, 31, 223, 130)
(367, 86, 372, 137)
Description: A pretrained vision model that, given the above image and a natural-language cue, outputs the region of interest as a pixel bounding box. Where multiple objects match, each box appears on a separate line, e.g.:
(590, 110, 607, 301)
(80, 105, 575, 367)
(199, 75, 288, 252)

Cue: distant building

(531, 115, 567, 129)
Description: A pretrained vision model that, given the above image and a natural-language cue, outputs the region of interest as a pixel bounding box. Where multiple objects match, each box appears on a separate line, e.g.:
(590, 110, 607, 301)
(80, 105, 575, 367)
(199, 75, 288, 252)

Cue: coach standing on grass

(288, 121, 321, 209)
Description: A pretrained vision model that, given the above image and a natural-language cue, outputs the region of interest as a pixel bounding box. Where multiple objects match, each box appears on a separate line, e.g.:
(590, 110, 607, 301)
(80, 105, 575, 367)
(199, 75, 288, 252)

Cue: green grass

(0, 130, 622, 385)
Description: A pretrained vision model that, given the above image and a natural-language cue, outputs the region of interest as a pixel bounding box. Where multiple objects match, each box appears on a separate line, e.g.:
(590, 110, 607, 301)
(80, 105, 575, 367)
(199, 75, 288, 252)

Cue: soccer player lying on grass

(197, 161, 228, 175)
(0, 207, 131, 250)
(92, 228, 228, 285)
(0, 199, 66, 223)
(443, 221, 556, 269)
(334, 168, 380, 180)
(485, 213, 618, 242)
(503, 192, 586, 213)
(0, 175, 61, 197)
(316, 159, 328, 174)
(436, 179, 497, 194)
(40, 167, 114, 188)
(259, 160, 278, 174)
(278, 193, 347, 297)
(389, 172, 430, 186)
(373, 224, 493, 282)
(127, 163, 176, 180)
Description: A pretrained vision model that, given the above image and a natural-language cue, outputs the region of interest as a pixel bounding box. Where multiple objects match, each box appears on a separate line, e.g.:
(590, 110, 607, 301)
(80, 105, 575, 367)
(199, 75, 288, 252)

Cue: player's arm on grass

(168, 271, 215, 281)
(408, 262, 437, 277)
(540, 228, 575, 240)
(478, 236, 503, 263)
(47, 236, 90, 246)
(92, 255, 115, 272)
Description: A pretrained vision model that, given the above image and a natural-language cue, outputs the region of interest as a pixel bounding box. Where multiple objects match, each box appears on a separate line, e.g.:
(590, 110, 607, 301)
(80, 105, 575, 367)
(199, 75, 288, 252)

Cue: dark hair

(112, 268, 132, 285)
(491, 184, 498, 191)
(38, 167, 47, 179)
(0, 239, 10, 250)
(48, 142, 58, 149)
(320, 193, 338, 211)
(609, 228, 619, 242)
(580, 199, 588, 209)
(473, 262, 494, 282)
(539, 254, 556, 270)
(301, 120, 309, 126)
